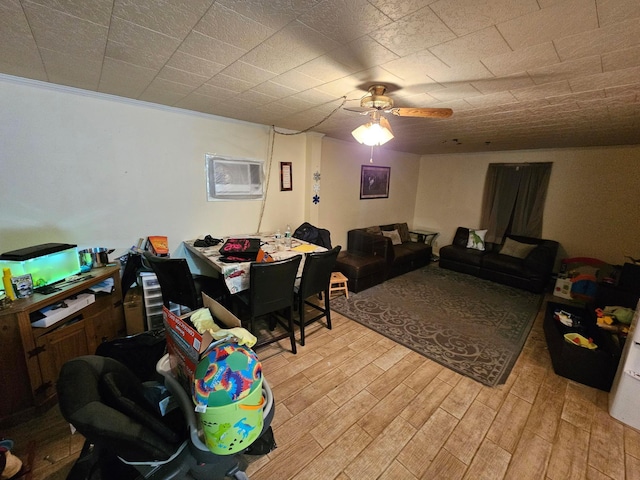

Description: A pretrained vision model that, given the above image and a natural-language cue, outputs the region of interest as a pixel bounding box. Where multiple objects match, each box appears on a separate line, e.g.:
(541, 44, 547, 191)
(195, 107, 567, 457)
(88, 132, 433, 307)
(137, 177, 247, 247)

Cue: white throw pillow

(500, 237, 537, 259)
(466, 229, 487, 251)
(382, 229, 403, 245)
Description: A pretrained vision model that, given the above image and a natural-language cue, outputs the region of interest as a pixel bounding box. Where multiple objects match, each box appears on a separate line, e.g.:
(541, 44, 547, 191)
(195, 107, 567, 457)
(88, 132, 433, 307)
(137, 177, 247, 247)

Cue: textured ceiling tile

(165, 51, 225, 78)
(221, 62, 277, 87)
(205, 73, 255, 94)
(39, 48, 101, 90)
(370, 6, 456, 57)
(156, 66, 208, 88)
(602, 45, 640, 72)
(216, 0, 317, 30)
(298, 0, 392, 44)
(0, 1, 45, 78)
(596, 0, 640, 26)
(142, 77, 194, 97)
(511, 80, 572, 101)
(26, 0, 113, 26)
(138, 86, 189, 106)
(109, 18, 181, 57)
(497, 0, 597, 50)
(554, 17, 640, 61)
(23, 2, 108, 57)
(194, 3, 274, 51)
(428, 83, 482, 102)
(328, 36, 399, 73)
(179, 32, 246, 65)
(236, 89, 278, 106)
(368, 0, 436, 20)
(251, 81, 298, 99)
(431, 0, 540, 36)
(240, 21, 340, 74)
(545, 89, 605, 105)
(482, 42, 559, 77)
(528, 55, 602, 84)
(191, 82, 237, 100)
(430, 27, 511, 66)
(173, 92, 226, 114)
(309, 76, 361, 97)
(106, 40, 169, 70)
(113, 0, 206, 39)
(381, 49, 447, 83)
(463, 91, 518, 108)
(423, 61, 494, 84)
(98, 58, 157, 98)
(293, 56, 352, 83)
(269, 70, 324, 92)
(569, 66, 640, 93)
(470, 74, 535, 94)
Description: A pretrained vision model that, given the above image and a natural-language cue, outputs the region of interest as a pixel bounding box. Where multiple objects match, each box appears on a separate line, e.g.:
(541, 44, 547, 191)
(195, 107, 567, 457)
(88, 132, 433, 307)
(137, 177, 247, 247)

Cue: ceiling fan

(346, 84, 453, 146)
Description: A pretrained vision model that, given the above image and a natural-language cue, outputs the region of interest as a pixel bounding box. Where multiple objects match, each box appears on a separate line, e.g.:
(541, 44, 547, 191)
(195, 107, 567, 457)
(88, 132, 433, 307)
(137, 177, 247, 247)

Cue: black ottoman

(335, 252, 387, 293)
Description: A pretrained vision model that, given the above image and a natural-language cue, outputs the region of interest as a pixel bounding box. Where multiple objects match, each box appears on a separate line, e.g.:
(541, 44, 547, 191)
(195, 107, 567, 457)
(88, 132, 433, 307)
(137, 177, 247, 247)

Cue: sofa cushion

(500, 237, 537, 259)
(439, 245, 485, 267)
(382, 229, 402, 245)
(366, 226, 382, 235)
(482, 252, 526, 276)
(466, 229, 487, 251)
(394, 223, 411, 243)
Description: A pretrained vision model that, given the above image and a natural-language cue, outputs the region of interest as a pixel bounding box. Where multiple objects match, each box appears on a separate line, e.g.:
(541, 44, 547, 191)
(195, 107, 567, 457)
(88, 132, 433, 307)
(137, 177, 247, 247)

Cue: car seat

(57, 354, 274, 479)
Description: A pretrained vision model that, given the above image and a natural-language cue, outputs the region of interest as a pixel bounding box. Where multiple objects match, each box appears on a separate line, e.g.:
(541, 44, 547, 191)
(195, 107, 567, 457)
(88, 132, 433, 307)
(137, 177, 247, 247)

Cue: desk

(181, 235, 325, 294)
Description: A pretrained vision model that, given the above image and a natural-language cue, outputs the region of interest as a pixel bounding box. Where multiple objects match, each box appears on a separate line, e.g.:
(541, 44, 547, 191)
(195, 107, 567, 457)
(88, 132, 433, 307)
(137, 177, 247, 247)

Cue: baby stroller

(57, 349, 274, 480)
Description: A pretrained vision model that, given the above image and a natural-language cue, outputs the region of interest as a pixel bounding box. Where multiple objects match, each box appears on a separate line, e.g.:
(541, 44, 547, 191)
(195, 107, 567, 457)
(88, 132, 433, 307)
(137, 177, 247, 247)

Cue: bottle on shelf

(284, 224, 292, 248)
(3, 267, 16, 301)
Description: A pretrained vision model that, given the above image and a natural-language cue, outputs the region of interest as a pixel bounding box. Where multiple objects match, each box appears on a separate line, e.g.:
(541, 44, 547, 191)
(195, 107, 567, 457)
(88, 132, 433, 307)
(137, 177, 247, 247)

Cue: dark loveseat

(439, 227, 559, 293)
(335, 223, 432, 293)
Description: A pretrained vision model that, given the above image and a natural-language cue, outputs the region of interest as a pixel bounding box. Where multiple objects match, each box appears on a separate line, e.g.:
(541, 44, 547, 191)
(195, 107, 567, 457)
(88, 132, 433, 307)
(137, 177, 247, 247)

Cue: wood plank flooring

(4, 294, 640, 480)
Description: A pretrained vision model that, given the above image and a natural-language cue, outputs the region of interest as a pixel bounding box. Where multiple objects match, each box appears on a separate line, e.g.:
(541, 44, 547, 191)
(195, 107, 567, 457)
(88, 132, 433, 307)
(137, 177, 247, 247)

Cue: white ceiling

(2, 0, 639, 154)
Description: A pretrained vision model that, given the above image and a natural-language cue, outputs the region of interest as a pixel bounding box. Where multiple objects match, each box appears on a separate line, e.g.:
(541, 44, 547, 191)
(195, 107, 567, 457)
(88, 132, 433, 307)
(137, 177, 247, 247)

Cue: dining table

(177, 233, 326, 294)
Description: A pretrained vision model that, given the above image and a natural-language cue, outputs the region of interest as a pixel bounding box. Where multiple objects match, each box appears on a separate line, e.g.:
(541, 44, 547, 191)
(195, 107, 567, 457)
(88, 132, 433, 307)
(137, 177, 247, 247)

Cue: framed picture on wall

(360, 165, 390, 199)
(280, 162, 292, 191)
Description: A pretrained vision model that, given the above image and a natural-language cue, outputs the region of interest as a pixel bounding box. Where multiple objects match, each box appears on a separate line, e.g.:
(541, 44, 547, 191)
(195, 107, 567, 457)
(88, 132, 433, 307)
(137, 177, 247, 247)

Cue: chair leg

(324, 287, 332, 330)
(287, 306, 297, 354)
(298, 296, 306, 346)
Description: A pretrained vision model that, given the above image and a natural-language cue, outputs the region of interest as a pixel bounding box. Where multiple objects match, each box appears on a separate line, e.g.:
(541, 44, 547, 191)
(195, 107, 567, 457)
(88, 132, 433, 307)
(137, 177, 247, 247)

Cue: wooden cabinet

(0, 265, 125, 427)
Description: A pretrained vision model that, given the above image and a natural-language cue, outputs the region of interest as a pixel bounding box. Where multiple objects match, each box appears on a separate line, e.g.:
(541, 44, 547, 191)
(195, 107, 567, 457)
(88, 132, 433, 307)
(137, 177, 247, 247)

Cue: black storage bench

(543, 301, 623, 391)
(335, 252, 386, 294)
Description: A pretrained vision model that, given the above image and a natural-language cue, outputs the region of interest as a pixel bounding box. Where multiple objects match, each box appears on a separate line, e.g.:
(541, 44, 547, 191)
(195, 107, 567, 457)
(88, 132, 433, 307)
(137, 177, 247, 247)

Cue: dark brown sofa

(335, 223, 432, 293)
(439, 227, 559, 293)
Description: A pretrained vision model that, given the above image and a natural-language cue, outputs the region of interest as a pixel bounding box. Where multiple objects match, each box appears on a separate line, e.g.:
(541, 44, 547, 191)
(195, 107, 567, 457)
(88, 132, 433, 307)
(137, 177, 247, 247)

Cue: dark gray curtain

(481, 162, 552, 243)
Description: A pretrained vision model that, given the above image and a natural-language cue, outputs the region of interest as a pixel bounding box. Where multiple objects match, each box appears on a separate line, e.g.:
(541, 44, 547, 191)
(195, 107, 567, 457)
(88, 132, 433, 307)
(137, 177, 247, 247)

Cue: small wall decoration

(360, 165, 390, 199)
(313, 170, 320, 204)
(280, 162, 292, 191)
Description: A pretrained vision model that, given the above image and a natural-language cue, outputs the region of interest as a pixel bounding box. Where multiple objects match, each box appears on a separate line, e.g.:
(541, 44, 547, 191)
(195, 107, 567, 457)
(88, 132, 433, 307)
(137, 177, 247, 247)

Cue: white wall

(415, 146, 640, 266)
(319, 137, 421, 249)
(0, 75, 308, 255)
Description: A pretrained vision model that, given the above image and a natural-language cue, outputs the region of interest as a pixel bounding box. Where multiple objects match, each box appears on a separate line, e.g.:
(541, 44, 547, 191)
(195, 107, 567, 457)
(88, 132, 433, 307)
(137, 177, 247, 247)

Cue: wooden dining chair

(294, 246, 341, 346)
(233, 255, 302, 354)
(143, 252, 228, 313)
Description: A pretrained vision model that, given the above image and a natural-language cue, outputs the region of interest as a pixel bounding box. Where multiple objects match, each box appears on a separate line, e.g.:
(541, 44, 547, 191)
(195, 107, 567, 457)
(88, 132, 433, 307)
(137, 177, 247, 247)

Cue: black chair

(234, 255, 302, 354)
(143, 252, 227, 313)
(294, 246, 341, 346)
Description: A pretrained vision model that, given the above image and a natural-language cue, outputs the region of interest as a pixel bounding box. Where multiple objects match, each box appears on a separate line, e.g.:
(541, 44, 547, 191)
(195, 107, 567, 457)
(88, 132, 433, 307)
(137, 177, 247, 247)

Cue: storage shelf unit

(139, 271, 178, 330)
(0, 265, 125, 427)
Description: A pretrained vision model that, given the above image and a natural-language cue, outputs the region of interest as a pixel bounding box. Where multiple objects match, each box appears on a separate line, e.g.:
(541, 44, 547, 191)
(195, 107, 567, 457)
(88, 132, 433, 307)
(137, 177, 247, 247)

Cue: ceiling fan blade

(380, 116, 394, 134)
(390, 107, 453, 118)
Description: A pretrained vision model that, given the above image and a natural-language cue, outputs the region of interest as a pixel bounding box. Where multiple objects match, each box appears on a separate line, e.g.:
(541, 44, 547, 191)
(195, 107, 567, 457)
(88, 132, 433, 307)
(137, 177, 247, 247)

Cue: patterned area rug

(330, 266, 542, 387)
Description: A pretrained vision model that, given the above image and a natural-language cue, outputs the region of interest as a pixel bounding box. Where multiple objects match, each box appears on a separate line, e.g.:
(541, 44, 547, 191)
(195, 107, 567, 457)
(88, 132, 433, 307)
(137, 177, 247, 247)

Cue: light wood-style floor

(4, 295, 640, 480)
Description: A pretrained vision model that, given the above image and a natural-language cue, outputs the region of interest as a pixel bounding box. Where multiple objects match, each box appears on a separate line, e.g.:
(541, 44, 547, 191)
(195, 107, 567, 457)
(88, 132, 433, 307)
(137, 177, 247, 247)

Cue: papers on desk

(292, 244, 318, 253)
(88, 278, 114, 294)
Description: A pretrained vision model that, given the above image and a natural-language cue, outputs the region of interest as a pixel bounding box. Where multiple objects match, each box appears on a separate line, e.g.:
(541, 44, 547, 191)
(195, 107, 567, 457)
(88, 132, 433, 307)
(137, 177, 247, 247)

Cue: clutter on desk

(88, 277, 114, 294)
(146, 236, 169, 256)
(194, 235, 222, 247)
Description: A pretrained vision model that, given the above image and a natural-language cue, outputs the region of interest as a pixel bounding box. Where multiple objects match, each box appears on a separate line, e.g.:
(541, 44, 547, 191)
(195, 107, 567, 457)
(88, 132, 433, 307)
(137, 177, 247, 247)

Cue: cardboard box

(32, 292, 95, 328)
(123, 286, 145, 335)
(554, 276, 573, 299)
(163, 293, 241, 393)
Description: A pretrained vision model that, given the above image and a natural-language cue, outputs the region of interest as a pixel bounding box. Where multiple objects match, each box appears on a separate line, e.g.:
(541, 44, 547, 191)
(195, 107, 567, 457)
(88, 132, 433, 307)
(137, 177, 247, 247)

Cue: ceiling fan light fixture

(351, 119, 394, 146)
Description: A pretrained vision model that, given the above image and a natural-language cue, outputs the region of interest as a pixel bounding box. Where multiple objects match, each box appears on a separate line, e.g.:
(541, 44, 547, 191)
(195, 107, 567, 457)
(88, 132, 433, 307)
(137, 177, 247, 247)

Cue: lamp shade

(351, 116, 394, 146)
